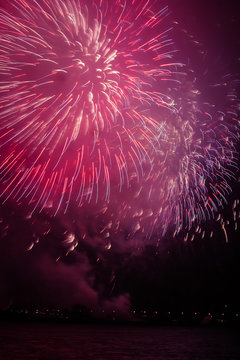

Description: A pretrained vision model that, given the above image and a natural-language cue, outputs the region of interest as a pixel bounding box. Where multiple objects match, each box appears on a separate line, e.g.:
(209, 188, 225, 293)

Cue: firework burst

(85, 77, 240, 245)
(0, 0, 176, 214)
(0, 0, 239, 241)
(148, 76, 239, 236)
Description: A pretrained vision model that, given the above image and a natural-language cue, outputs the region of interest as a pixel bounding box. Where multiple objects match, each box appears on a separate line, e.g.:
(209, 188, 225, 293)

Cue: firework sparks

(146, 76, 240, 236)
(0, 0, 239, 241)
(0, 0, 176, 214)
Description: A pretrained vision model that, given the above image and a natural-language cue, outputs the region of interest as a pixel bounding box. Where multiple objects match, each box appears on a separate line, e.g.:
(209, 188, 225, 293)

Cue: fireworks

(0, 0, 239, 239)
(0, 0, 176, 214)
(146, 77, 239, 236)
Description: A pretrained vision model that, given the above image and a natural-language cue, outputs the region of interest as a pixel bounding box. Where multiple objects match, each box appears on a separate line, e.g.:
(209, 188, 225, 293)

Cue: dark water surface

(0, 323, 239, 359)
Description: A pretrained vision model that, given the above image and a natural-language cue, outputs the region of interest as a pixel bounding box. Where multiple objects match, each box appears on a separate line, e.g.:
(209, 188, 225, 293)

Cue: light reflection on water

(0, 323, 239, 359)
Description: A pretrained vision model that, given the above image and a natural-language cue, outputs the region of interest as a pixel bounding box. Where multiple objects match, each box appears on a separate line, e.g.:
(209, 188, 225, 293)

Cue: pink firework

(123, 77, 240, 238)
(0, 0, 176, 214)
(82, 77, 239, 245)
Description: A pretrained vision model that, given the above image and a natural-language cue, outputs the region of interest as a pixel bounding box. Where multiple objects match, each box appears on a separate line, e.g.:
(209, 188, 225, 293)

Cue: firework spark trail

(0, 0, 239, 242)
(128, 77, 240, 238)
(90, 77, 239, 244)
(0, 0, 177, 214)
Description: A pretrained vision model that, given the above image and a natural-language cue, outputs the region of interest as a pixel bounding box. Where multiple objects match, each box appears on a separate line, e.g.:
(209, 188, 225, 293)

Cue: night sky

(0, 0, 240, 319)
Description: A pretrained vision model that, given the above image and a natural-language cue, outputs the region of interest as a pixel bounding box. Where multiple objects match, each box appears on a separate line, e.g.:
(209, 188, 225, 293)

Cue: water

(0, 323, 239, 359)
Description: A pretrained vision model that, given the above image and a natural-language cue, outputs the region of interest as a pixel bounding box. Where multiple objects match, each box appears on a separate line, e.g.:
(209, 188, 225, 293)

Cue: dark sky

(0, 0, 240, 316)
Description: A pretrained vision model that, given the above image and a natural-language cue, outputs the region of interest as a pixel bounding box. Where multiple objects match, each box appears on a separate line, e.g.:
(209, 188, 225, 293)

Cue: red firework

(0, 0, 175, 214)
